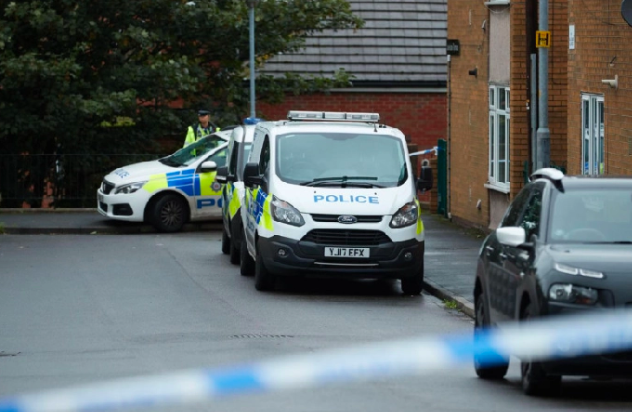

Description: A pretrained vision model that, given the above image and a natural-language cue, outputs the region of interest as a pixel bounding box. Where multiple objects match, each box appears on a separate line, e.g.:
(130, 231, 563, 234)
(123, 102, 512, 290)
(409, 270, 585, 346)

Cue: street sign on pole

(536, 31, 551, 48)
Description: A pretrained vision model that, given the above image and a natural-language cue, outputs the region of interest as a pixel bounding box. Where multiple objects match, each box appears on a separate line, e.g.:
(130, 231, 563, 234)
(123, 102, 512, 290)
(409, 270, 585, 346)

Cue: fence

(0, 154, 167, 208)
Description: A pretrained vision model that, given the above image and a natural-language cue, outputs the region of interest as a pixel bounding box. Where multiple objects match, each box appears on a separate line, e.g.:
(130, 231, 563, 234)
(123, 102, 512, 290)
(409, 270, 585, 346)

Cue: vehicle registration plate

(324, 247, 370, 258)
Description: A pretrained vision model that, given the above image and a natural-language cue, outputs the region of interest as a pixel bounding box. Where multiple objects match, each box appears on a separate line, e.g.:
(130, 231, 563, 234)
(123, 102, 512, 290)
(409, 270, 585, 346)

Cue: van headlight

(271, 196, 305, 227)
(549, 284, 599, 305)
(389, 201, 418, 228)
(114, 181, 147, 195)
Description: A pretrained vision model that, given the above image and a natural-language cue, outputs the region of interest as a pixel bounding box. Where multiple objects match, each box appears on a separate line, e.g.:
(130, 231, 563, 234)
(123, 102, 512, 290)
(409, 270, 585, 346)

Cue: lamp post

(246, 0, 259, 121)
(536, 0, 550, 170)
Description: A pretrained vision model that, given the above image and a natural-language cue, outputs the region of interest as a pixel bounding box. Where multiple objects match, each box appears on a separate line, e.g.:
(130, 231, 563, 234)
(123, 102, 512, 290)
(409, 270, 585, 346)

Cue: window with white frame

(581, 94, 604, 175)
(489, 86, 510, 191)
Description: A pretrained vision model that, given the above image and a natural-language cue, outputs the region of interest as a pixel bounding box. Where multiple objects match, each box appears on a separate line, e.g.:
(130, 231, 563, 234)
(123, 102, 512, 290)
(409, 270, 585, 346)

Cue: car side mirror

(496, 226, 534, 249)
(243, 162, 263, 187)
(417, 164, 433, 192)
(200, 160, 218, 173)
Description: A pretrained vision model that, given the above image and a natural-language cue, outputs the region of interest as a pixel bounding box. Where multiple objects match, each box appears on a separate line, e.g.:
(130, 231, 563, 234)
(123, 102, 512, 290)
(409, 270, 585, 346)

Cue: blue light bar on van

(287, 111, 380, 123)
(243, 117, 262, 125)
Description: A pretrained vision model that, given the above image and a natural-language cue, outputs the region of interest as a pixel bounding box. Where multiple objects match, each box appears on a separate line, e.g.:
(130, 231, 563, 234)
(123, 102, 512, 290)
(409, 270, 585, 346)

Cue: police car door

(193, 146, 227, 220)
(243, 131, 269, 253)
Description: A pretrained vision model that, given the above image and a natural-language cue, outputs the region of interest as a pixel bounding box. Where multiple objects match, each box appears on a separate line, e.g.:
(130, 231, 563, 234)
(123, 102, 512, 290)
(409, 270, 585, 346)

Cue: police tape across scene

(1, 310, 632, 412)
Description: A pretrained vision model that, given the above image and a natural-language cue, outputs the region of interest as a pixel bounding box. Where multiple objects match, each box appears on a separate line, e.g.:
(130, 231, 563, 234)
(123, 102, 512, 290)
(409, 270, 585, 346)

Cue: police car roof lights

(287, 110, 380, 123)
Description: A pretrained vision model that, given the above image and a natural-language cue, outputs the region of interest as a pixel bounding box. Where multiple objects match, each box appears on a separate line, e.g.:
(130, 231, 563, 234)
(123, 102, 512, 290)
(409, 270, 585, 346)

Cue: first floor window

(581, 94, 604, 175)
(489, 85, 510, 191)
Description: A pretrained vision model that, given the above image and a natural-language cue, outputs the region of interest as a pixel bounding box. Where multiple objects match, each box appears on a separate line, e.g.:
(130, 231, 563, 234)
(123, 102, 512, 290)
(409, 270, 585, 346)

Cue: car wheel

(229, 223, 241, 265)
(221, 228, 230, 255)
(240, 241, 255, 277)
(151, 194, 187, 233)
(473, 291, 509, 380)
(401, 261, 424, 295)
(254, 241, 276, 291)
(521, 303, 562, 396)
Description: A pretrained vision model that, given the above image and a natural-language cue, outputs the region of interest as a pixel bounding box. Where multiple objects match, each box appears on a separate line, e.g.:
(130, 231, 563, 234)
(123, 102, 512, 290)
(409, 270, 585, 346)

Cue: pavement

(0, 208, 483, 318)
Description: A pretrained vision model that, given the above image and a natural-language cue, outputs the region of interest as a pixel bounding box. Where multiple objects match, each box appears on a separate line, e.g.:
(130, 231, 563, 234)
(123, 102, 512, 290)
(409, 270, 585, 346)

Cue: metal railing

(0, 154, 167, 208)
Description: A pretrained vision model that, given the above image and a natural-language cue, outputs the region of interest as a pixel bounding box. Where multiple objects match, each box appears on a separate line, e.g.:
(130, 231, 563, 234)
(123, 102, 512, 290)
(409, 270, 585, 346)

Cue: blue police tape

(409, 146, 438, 156)
(2, 309, 632, 412)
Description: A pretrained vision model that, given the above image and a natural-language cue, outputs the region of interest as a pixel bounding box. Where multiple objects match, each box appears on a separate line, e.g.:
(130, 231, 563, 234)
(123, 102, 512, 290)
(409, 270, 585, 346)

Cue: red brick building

(257, 0, 448, 179)
(446, 0, 632, 230)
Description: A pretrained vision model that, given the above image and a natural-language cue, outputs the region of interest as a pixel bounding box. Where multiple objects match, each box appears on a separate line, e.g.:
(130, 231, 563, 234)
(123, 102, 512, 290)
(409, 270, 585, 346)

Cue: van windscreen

(275, 133, 407, 187)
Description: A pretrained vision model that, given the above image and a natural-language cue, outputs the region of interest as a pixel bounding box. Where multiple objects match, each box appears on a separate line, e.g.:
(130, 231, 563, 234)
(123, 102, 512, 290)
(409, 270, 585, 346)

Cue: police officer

(183, 109, 219, 147)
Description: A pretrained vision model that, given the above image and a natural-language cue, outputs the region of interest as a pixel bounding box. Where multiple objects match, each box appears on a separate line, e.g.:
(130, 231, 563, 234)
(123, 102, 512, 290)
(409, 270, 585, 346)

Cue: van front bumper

(258, 235, 424, 279)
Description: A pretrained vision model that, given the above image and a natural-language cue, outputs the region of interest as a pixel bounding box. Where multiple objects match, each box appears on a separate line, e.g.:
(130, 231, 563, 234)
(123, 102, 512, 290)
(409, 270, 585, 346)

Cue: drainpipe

(446, 55, 452, 219)
(536, 0, 550, 169)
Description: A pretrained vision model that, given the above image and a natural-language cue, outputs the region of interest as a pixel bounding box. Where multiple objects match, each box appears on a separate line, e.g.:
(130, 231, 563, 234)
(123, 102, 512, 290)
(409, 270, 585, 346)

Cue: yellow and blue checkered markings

(143, 169, 223, 209)
(247, 188, 273, 231)
(229, 189, 241, 219)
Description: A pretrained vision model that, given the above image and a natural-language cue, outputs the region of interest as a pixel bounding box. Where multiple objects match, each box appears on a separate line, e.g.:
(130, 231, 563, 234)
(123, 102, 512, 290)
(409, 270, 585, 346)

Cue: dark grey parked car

(473, 168, 632, 396)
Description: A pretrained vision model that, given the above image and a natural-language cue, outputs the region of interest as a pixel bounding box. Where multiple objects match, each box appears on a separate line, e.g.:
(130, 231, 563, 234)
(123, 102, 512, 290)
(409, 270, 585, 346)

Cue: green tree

(0, 0, 363, 207)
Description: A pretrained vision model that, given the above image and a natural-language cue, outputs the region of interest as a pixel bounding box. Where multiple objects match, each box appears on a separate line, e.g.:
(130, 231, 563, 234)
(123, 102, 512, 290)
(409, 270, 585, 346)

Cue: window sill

(484, 0, 510, 5)
(485, 183, 510, 194)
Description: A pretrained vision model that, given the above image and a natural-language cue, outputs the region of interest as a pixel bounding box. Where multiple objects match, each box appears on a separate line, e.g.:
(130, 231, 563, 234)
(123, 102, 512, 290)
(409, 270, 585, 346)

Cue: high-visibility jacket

(183, 123, 218, 147)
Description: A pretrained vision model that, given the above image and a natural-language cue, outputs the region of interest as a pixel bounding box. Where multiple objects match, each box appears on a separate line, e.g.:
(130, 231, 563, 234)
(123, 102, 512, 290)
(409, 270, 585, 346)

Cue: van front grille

(311, 214, 383, 223)
(301, 229, 391, 246)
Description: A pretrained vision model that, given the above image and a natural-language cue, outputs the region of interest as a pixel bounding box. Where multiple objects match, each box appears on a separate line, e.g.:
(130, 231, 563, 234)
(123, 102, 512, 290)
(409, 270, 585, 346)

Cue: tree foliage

(0, 0, 363, 206)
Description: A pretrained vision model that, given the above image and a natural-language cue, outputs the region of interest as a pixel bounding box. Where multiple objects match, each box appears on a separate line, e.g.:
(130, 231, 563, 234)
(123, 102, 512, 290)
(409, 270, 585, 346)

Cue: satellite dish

(623, 0, 632, 27)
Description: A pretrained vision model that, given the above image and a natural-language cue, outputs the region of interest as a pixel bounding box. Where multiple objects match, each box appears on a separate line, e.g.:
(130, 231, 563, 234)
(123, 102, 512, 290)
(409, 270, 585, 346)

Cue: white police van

(240, 111, 433, 293)
(97, 131, 230, 232)
(215, 122, 258, 265)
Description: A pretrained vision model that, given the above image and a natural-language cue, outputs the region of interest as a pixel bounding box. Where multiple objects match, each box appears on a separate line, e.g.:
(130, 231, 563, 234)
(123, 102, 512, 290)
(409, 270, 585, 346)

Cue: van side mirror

(200, 160, 218, 173)
(215, 166, 229, 184)
(417, 165, 433, 192)
(243, 162, 263, 187)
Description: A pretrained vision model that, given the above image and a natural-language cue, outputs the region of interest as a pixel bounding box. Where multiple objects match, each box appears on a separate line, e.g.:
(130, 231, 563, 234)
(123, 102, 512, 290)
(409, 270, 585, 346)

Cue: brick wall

(567, 0, 632, 175)
(447, 0, 491, 228)
(509, 0, 567, 196)
(547, 0, 569, 175)
(447, 0, 569, 229)
(257, 91, 446, 152)
(257, 91, 446, 204)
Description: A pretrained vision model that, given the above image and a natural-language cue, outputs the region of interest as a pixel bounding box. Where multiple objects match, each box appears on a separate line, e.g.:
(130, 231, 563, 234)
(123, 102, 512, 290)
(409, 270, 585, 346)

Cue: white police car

(240, 111, 433, 293)
(215, 122, 258, 265)
(97, 131, 230, 232)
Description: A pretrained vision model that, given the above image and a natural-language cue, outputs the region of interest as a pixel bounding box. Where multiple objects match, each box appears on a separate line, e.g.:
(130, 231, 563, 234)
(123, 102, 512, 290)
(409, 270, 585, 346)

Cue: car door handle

(498, 252, 507, 260)
(484, 246, 494, 256)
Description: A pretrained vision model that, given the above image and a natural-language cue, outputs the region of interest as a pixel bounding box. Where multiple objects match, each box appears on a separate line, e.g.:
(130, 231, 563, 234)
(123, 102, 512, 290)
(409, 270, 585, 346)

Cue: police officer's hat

(197, 109, 211, 116)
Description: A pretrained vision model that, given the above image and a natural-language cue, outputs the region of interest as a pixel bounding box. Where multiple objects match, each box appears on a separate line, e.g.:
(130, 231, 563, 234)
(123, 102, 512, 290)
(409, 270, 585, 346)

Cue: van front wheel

(401, 262, 424, 295)
(240, 241, 255, 277)
(255, 242, 276, 291)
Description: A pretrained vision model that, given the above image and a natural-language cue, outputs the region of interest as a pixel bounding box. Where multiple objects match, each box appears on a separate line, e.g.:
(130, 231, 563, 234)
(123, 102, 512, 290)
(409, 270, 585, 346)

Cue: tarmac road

(1, 230, 631, 411)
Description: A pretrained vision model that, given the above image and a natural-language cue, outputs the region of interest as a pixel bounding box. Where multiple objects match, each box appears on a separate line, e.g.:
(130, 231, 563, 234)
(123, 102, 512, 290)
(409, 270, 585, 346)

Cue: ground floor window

(489, 85, 510, 191)
(581, 94, 604, 175)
